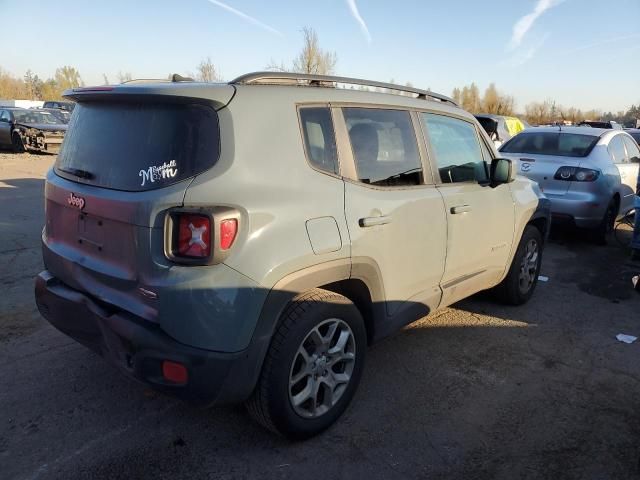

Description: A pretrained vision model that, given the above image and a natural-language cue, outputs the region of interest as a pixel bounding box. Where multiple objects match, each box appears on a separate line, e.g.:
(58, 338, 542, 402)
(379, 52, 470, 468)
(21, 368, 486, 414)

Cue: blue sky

(2, 0, 639, 112)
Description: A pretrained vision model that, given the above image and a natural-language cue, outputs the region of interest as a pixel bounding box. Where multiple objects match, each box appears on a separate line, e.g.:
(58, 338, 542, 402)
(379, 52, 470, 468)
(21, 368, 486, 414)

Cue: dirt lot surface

(1, 151, 640, 480)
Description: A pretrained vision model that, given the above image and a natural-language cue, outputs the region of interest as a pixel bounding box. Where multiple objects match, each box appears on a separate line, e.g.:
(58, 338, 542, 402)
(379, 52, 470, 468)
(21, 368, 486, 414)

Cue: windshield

(55, 101, 220, 191)
(13, 110, 64, 125)
(500, 132, 599, 157)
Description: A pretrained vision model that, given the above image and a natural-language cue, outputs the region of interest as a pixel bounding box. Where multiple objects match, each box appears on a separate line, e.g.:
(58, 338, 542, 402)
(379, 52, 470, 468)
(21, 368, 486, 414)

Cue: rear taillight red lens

(177, 214, 211, 258)
(219, 219, 238, 250)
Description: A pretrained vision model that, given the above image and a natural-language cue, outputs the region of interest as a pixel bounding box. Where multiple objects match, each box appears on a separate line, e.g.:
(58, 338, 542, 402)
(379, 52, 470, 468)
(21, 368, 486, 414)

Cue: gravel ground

(1, 151, 640, 480)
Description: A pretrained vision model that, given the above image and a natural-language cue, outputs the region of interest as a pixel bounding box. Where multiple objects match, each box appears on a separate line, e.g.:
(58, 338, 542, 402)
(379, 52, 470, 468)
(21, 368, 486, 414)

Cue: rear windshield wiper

(58, 167, 94, 179)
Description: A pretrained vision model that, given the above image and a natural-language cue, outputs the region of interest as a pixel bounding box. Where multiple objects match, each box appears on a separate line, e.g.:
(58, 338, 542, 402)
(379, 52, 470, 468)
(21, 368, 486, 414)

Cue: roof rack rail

(230, 71, 458, 107)
(121, 78, 171, 84)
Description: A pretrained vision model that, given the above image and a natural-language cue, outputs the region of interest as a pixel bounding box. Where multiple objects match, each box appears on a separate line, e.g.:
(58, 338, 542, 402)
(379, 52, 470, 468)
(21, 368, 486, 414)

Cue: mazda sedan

(500, 127, 639, 243)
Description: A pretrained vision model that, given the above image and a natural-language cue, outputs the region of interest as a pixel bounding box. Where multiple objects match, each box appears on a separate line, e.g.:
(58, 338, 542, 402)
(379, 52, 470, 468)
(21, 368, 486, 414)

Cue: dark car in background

(0, 107, 67, 153)
(40, 107, 71, 124)
(475, 114, 527, 148)
(578, 120, 623, 130)
(43, 100, 75, 112)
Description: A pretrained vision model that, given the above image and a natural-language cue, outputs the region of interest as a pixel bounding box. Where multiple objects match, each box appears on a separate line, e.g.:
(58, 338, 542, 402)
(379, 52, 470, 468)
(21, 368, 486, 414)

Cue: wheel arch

(221, 258, 385, 404)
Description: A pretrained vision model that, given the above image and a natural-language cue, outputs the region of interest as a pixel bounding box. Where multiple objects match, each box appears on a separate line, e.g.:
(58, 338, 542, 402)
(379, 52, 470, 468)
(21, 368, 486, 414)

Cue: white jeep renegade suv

(35, 72, 550, 439)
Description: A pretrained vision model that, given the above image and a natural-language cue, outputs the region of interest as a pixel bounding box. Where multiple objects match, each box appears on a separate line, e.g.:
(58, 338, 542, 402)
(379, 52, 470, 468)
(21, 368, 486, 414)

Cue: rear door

(609, 134, 637, 212)
(339, 107, 447, 317)
(422, 113, 515, 306)
(621, 135, 640, 211)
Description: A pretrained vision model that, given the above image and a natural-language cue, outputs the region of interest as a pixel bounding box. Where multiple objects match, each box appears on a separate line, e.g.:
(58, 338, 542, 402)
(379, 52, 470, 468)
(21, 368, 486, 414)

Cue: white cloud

(505, 33, 550, 67)
(345, 0, 372, 43)
(560, 32, 640, 56)
(509, 0, 564, 51)
(205, 0, 283, 37)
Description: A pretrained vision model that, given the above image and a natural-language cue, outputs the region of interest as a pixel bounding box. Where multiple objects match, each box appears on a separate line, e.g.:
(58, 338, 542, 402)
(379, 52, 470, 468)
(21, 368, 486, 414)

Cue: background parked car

(39, 107, 71, 124)
(500, 127, 640, 243)
(624, 128, 640, 145)
(42, 100, 75, 112)
(0, 107, 67, 153)
(577, 120, 623, 130)
(475, 114, 527, 148)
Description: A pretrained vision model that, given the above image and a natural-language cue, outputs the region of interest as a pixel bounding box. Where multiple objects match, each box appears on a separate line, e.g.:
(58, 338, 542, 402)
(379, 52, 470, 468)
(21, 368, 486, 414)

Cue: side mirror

(630, 156, 640, 164)
(490, 158, 514, 187)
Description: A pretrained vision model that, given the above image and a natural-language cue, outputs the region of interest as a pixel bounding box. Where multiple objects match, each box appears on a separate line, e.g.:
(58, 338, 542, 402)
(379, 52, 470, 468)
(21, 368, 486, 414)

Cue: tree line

(1, 26, 637, 127)
(451, 82, 637, 127)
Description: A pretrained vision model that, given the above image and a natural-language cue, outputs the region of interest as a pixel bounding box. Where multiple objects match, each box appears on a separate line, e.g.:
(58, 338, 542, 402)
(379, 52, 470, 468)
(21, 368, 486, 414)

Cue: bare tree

(55, 66, 83, 90)
(481, 83, 514, 115)
(102, 74, 110, 85)
(23, 70, 43, 100)
(117, 71, 133, 83)
(451, 87, 462, 105)
(266, 28, 336, 75)
(196, 57, 221, 82)
(292, 27, 337, 75)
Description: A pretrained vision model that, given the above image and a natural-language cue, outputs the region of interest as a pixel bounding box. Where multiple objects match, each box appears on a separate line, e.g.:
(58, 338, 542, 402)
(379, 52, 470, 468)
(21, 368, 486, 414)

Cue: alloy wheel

(288, 318, 356, 418)
(518, 239, 539, 294)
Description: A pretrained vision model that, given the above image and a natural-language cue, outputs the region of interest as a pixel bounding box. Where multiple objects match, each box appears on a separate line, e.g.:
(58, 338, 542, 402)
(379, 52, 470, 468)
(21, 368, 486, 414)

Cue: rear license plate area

(77, 213, 105, 252)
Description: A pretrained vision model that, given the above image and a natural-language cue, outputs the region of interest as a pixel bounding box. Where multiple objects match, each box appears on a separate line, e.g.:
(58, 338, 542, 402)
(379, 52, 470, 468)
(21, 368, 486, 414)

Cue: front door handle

(451, 205, 472, 214)
(359, 215, 392, 227)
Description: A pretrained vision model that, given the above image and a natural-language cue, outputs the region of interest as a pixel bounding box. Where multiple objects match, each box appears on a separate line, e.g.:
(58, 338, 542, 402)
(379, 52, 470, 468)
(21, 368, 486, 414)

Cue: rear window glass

(500, 132, 598, 157)
(55, 101, 219, 191)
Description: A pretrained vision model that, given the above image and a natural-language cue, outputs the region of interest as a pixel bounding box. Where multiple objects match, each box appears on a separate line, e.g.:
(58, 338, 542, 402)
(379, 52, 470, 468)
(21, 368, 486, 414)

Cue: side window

(299, 107, 338, 175)
(0, 110, 9, 122)
(343, 108, 422, 187)
(608, 135, 627, 163)
(623, 136, 640, 163)
(423, 113, 489, 184)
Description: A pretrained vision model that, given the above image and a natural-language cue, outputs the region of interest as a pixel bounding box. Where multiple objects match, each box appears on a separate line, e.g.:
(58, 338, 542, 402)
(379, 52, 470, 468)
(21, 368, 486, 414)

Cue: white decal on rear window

(139, 160, 178, 187)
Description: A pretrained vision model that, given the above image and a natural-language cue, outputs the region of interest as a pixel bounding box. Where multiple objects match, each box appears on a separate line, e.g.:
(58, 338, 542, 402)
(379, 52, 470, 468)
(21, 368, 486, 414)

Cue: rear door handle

(450, 205, 472, 214)
(359, 215, 392, 227)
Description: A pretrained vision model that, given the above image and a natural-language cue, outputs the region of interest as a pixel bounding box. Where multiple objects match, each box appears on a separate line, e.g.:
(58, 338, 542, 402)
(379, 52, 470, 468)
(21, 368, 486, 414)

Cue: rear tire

(246, 288, 366, 440)
(494, 225, 543, 305)
(592, 198, 617, 246)
(11, 132, 24, 153)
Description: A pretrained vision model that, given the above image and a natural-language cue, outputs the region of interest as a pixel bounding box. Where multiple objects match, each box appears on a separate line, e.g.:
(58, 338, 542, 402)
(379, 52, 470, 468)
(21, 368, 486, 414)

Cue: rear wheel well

(320, 279, 375, 344)
(612, 193, 621, 214)
(528, 216, 548, 240)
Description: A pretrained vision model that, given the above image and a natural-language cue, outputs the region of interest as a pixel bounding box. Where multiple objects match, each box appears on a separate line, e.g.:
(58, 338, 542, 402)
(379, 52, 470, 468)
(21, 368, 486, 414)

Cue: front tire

(246, 288, 366, 439)
(494, 225, 543, 305)
(12, 132, 24, 153)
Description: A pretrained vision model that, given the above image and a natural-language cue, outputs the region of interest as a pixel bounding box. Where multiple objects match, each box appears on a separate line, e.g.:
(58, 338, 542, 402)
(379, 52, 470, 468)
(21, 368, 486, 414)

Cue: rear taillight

(165, 208, 240, 265)
(177, 214, 211, 258)
(219, 219, 238, 250)
(554, 167, 600, 182)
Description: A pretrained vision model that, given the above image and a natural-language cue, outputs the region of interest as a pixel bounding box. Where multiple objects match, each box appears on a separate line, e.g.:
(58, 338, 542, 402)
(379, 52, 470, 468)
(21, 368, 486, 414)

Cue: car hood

(15, 122, 67, 132)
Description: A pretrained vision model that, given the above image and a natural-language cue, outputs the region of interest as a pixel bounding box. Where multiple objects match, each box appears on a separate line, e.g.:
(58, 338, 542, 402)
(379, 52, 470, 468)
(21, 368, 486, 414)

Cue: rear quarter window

(500, 132, 599, 157)
(55, 101, 220, 191)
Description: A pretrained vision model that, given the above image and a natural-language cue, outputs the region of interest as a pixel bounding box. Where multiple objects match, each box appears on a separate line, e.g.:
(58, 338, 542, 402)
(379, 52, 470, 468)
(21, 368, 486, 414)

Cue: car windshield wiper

(58, 167, 94, 179)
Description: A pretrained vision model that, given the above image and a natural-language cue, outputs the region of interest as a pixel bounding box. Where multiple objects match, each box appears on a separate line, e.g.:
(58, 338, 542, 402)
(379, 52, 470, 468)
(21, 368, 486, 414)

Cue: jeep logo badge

(67, 192, 85, 210)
